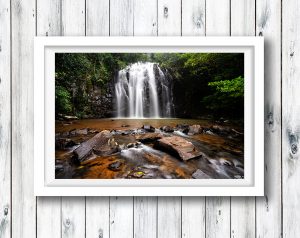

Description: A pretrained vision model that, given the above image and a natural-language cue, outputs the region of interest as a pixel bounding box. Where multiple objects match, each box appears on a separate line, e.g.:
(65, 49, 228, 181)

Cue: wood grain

(110, 0, 134, 36)
(157, 197, 181, 238)
(4, 0, 289, 237)
(158, 0, 181, 35)
(0, 0, 10, 237)
(256, 0, 282, 237)
(110, 197, 133, 238)
(11, 0, 36, 237)
(182, 0, 205, 36)
(230, 1, 256, 237)
(282, 0, 300, 237)
(86, 0, 109, 36)
(86, 197, 110, 238)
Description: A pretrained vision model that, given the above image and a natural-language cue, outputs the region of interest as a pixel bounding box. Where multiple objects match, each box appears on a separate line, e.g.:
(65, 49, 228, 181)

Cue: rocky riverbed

(55, 118, 244, 179)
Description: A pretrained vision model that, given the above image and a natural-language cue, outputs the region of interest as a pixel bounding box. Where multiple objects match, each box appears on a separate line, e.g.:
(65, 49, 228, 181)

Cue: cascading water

(115, 62, 174, 118)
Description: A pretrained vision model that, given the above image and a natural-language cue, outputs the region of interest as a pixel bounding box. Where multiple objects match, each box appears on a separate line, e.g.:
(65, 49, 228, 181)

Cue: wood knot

(288, 131, 298, 158)
(65, 218, 71, 227)
(4, 206, 8, 216)
(267, 111, 274, 129)
(291, 143, 298, 155)
(164, 6, 168, 18)
(290, 52, 294, 57)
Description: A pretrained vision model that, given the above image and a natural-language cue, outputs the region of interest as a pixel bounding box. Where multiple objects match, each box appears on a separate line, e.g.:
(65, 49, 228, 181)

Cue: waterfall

(114, 62, 174, 118)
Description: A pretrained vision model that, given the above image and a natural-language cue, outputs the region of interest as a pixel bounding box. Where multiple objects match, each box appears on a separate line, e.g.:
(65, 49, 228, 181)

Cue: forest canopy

(55, 52, 244, 119)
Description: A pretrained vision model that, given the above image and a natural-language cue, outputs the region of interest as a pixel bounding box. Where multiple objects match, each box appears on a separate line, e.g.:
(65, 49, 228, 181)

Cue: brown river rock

(155, 136, 203, 161)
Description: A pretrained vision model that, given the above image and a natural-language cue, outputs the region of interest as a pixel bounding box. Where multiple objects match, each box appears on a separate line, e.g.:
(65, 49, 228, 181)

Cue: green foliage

(55, 52, 244, 119)
(55, 86, 72, 114)
(203, 76, 244, 115)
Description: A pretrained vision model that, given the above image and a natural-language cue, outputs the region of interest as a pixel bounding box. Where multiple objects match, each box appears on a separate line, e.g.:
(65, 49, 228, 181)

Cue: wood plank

(206, 198, 230, 238)
(110, 0, 134, 36)
(37, 197, 61, 238)
(86, 197, 109, 238)
(36, 1, 62, 237)
(61, 1, 86, 238)
(157, 197, 181, 238)
(110, 197, 133, 238)
(182, 197, 205, 238)
(134, 197, 157, 238)
(282, 0, 300, 237)
(182, 0, 205, 36)
(206, 0, 230, 36)
(0, 0, 11, 237)
(132, 2, 158, 238)
(86, 0, 109, 36)
(181, 2, 206, 235)
(134, 0, 157, 36)
(157, 1, 182, 237)
(231, 0, 255, 36)
(84, 1, 110, 237)
(11, 0, 36, 237)
(157, 0, 181, 35)
(205, 1, 231, 237)
(230, 1, 256, 237)
(62, 197, 85, 238)
(256, 0, 282, 237)
(62, 0, 86, 36)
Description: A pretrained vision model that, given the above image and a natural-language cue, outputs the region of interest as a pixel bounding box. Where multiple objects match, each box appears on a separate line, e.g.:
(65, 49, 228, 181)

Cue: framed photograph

(34, 37, 264, 196)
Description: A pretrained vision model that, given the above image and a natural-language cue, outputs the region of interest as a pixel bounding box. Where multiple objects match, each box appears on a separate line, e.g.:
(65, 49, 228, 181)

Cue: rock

(188, 125, 203, 135)
(160, 125, 174, 133)
(70, 128, 88, 136)
(192, 169, 211, 179)
(55, 138, 77, 149)
(210, 125, 231, 135)
(63, 115, 78, 121)
(108, 161, 123, 171)
(73, 130, 112, 163)
(154, 136, 203, 161)
(142, 125, 155, 132)
(176, 124, 189, 134)
(93, 137, 118, 156)
(135, 133, 163, 143)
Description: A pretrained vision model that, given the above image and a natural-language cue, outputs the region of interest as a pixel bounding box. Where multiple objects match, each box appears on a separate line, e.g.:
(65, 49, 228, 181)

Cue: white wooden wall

(1, 0, 297, 237)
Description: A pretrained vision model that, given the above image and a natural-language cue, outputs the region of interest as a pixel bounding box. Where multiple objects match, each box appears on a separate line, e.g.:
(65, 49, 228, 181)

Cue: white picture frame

(34, 36, 264, 196)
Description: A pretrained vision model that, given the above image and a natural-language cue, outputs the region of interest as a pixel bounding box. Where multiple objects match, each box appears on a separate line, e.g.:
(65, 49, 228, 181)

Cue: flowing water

(55, 119, 244, 179)
(115, 62, 174, 118)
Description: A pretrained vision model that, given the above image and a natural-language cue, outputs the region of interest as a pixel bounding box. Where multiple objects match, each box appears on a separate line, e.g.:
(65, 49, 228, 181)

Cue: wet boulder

(70, 128, 88, 136)
(192, 169, 211, 179)
(55, 138, 77, 149)
(93, 137, 118, 156)
(160, 125, 174, 133)
(73, 130, 112, 163)
(142, 125, 155, 132)
(188, 125, 203, 135)
(176, 124, 190, 134)
(108, 161, 123, 171)
(154, 136, 203, 161)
